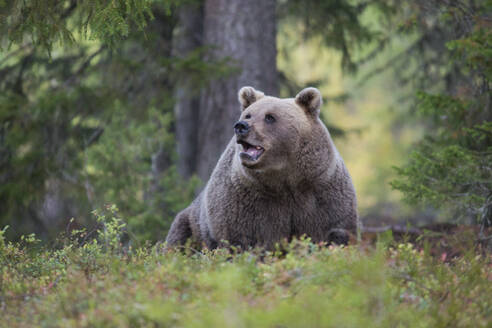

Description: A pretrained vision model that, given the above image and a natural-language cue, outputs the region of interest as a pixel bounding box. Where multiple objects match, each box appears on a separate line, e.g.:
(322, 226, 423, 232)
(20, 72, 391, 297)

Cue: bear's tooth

(256, 146, 261, 150)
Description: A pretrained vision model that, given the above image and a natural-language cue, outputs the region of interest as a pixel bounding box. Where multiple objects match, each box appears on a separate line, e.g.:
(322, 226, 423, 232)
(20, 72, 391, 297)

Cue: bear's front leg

(327, 228, 350, 245)
(165, 209, 193, 247)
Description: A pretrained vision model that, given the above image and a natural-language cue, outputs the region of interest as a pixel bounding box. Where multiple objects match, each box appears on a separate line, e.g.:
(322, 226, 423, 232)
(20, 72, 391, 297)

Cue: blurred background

(0, 0, 490, 243)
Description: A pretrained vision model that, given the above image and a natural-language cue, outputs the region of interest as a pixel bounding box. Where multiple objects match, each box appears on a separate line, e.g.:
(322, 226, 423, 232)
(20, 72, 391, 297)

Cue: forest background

(0, 0, 490, 244)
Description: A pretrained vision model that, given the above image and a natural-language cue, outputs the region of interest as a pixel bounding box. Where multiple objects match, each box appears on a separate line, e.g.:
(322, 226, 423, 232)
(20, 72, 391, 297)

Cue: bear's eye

(245, 114, 251, 119)
(265, 114, 275, 124)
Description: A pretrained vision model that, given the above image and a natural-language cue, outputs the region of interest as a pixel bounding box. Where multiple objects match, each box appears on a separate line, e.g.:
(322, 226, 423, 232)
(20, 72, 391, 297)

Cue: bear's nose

(234, 121, 250, 136)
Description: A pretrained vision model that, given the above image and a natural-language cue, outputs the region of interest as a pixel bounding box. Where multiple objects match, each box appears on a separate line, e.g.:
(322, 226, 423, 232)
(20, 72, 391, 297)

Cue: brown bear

(166, 86, 359, 250)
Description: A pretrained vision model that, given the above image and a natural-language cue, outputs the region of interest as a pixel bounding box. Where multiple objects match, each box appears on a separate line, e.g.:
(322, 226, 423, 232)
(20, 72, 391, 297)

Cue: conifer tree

(391, 1, 491, 231)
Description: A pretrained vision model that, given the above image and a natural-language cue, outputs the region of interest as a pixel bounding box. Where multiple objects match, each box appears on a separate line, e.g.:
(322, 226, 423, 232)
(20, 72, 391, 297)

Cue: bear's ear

(238, 86, 265, 110)
(295, 87, 322, 117)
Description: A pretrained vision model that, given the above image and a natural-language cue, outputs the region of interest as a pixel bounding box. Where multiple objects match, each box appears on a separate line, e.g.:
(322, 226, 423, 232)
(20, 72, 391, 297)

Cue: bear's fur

(166, 87, 359, 250)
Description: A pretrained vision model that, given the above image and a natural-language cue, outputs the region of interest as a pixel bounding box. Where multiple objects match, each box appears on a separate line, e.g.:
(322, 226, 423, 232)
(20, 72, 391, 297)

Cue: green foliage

(0, 0, 202, 241)
(392, 3, 492, 228)
(391, 94, 492, 222)
(447, 28, 492, 78)
(0, 0, 162, 54)
(93, 204, 127, 253)
(0, 65, 115, 235)
(85, 104, 200, 243)
(1, 225, 491, 327)
(278, 0, 384, 71)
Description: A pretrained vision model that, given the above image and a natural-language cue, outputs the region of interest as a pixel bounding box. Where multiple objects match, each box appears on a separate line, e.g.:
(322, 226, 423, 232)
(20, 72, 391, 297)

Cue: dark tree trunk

(148, 7, 184, 204)
(196, 0, 278, 182)
(172, 3, 204, 179)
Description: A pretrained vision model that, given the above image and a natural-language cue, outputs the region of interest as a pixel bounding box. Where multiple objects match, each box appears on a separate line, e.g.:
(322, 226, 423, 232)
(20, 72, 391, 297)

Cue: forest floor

(1, 221, 491, 328)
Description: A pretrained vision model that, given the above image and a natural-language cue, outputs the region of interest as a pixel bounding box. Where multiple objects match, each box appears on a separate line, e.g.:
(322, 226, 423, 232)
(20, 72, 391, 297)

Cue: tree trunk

(196, 0, 278, 182)
(148, 6, 185, 204)
(172, 3, 204, 179)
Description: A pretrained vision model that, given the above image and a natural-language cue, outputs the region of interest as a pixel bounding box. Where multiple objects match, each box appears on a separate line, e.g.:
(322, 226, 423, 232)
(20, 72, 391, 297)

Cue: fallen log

(362, 225, 421, 235)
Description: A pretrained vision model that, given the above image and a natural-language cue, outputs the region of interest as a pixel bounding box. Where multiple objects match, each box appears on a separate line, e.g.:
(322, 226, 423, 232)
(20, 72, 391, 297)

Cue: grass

(1, 207, 491, 328)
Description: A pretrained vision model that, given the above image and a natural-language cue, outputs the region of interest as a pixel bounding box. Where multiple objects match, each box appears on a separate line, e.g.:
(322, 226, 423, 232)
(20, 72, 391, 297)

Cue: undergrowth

(1, 206, 491, 328)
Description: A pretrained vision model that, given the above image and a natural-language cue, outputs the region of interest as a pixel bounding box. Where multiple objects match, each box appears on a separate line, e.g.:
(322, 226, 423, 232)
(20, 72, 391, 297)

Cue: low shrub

(0, 209, 490, 328)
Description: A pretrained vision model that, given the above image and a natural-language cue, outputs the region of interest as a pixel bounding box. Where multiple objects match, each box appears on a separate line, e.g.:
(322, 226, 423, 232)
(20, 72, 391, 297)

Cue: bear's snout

(234, 121, 250, 137)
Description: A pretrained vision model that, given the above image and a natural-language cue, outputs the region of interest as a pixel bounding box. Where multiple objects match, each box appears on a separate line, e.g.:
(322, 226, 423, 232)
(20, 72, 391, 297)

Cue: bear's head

(234, 86, 333, 185)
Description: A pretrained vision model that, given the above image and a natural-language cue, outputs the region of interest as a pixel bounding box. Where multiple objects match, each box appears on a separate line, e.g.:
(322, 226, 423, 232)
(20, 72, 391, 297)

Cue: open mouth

(237, 140, 264, 161)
